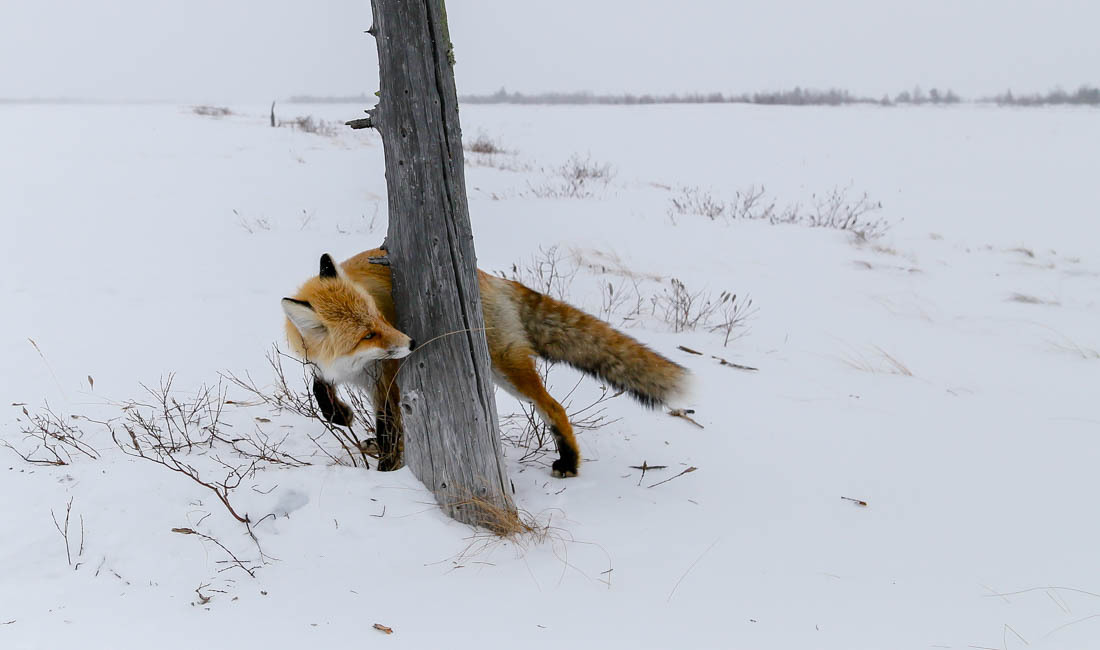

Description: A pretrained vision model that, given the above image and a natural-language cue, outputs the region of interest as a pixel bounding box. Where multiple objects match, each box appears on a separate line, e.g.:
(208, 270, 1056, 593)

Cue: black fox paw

(313, 378, 355, 427)
(329, 402, 354, 427)
(356, 438, 381, 456)
(551, 458, 578, 478)
(377, 456, 403, 472)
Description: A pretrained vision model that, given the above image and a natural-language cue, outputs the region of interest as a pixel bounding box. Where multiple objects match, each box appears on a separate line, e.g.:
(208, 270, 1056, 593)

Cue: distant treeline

(454, 86, 1100, 107)
(288, 93, 375, 104)
(291, 85, 1100, 108)
(0, 97, 99, 104)
(988, 85, 1100, 106)
(457, 86, 964, 107)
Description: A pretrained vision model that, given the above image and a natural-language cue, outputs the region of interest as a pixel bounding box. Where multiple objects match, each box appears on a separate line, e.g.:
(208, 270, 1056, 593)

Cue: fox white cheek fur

(319, 350, 388, 385)
(387, 345, 413, 360)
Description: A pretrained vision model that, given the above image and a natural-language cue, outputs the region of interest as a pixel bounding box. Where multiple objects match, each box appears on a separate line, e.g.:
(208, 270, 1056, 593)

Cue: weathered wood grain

(369, 0, 516, 528)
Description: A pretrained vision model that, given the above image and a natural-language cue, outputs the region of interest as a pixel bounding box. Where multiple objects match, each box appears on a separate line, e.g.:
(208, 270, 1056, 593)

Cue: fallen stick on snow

(647, 466, 698, 489)
(712, 355, 758, 372)
(668, 408, 704, 429)
(629, 460, 668, 485)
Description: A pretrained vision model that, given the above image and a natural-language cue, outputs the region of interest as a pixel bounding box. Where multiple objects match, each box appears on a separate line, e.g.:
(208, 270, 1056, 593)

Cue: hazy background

(1, 0, 1097, 102)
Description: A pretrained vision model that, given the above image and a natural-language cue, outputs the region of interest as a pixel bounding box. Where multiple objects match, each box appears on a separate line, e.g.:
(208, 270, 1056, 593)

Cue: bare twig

(668, 409, 704, 429)
(647, 466, 698, 489)
(667, 537, 720, 602)
(629, 461, 668, 486)
(172, 527, 257, 578)
(712, 356, 758, 372)
(50, 497, 84, 568)
(112, 412, 255, 525)
(27, 338, 68, 401)
(7, 402, 99, 466)
(223, 346, 373, 467)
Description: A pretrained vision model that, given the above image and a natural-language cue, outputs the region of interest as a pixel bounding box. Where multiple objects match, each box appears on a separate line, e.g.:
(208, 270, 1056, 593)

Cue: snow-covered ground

(2, 102, 1098, 649)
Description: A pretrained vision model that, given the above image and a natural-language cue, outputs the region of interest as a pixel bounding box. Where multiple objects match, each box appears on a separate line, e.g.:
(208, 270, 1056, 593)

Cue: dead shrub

(192, 106, 232, 118)
(528, 154, 614, 198)
(598, 279, 646, 326)
(277, 115, 340, 137)
(668, 184, 887, 240)
(501, 245, 578, 301)
(709, 292, 757, 346)
(805, 188, 887, 241)
(223, 347, 376, 468)
(669, 187, 727, 220)
(464, 132, 505, 154)
(5, 402, 99, 466)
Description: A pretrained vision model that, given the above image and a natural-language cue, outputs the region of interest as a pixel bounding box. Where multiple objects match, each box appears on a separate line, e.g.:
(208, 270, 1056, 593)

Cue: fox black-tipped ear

(319, 254, 338, 279)
(282, 298, 325, 336)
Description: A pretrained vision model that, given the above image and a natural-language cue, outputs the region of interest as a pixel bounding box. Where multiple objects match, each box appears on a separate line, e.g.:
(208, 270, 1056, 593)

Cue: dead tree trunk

(365, 0, 516, 530)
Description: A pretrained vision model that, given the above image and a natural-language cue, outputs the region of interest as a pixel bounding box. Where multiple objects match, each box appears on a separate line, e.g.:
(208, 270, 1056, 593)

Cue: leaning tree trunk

(363, 0, 516, 530)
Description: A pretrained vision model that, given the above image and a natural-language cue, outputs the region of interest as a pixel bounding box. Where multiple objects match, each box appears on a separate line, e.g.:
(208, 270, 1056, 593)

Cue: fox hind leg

(496, 352, 579, 478)
(372, 359, 404, 471)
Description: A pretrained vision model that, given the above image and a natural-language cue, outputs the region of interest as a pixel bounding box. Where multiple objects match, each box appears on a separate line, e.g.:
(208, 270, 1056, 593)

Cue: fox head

(282, 253, 415, 385)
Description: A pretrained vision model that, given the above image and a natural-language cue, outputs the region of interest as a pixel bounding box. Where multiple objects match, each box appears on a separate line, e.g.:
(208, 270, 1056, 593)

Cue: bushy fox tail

(515, 285, 689, 407)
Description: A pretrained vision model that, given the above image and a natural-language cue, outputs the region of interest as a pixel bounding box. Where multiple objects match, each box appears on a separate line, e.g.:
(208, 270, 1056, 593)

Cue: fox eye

(362, 333, 375, 341)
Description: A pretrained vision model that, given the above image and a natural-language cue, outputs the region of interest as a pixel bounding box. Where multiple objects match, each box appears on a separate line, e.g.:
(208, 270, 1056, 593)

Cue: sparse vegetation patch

(668, 184, 888, 240)
(464, 132, 506, 154)
(278, 115, 341, 137)
(192, 105, 232, 117)
(527, 154, 614, 198)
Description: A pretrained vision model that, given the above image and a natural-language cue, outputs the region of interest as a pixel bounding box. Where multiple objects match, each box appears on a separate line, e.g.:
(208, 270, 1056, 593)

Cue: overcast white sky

(1, 0, 1096, 102)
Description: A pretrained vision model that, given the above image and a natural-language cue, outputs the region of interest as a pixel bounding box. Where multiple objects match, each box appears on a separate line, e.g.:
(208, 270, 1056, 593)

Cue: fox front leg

(312, 376, 355, 427)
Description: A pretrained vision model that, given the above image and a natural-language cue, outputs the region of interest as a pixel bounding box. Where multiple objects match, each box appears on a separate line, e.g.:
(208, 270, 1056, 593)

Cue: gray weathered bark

(367, 0, 516, 529)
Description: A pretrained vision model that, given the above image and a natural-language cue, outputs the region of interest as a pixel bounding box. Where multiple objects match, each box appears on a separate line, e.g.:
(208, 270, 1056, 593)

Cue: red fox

(282, 250, 689, 477)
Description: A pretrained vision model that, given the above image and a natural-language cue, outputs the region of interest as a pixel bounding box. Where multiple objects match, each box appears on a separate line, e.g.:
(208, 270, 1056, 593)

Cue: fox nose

(408, 339, 417, 351)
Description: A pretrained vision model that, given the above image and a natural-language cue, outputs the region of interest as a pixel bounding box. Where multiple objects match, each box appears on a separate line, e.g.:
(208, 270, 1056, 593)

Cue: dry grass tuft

(464, 132, 505, 154)
(446, 505, 572, 564)
(1007, 292, 1059, 306)
(1046, 333, 1100, 360)
(442, 492, 533, 538)
(840, 345, 914, 376)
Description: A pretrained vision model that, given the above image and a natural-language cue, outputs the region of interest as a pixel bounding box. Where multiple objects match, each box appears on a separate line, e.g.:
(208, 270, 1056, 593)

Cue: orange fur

(283, 249, 689, 477)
